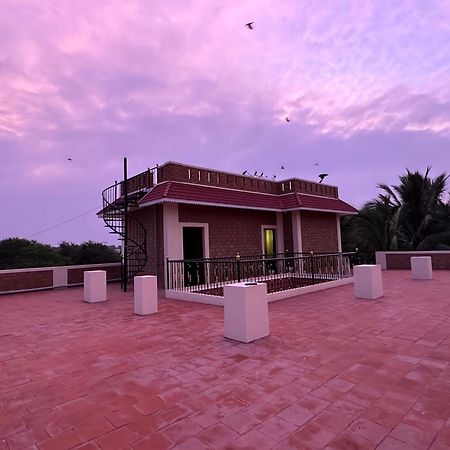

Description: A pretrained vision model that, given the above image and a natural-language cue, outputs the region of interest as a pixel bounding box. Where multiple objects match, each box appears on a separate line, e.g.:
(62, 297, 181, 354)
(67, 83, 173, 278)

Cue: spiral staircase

(101, 168, 155, 289)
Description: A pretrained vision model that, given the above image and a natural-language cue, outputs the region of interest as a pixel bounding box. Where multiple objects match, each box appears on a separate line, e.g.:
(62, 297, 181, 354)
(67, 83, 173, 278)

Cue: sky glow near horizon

(1, 0, 449, 245)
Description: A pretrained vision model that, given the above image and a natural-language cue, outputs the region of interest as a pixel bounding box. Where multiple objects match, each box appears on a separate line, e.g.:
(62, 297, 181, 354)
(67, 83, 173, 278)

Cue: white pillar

(292, 211, 302, 253)
(336, 214, 342, 252)
(53, 267, 68, 288)
(354, 265, 383, 300)
(411, 257, 433, 280)
(84, 270, 107, 303)
(375, 252, 387, 270)
(134, 275, 158, 315)
(224, 282, 269, 343)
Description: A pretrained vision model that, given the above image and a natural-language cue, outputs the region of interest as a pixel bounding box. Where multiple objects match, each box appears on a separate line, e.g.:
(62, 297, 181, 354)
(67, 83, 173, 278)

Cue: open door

(183, 227, 205, 286)
(263, 228, 277, 273)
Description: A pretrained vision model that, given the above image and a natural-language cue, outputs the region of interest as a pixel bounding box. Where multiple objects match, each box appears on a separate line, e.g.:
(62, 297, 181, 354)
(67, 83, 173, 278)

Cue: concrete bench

(224, 282, 269, 343)
(354, 265, 383, 300)
(411, 257, 433, 280)
(84, 270, 107, 303)
(134, 275, 158, 315)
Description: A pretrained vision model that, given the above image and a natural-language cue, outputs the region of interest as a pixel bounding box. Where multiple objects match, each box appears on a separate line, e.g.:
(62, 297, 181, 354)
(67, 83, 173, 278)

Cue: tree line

(0, 239, 121, 269)
(342, 168, 450, 254)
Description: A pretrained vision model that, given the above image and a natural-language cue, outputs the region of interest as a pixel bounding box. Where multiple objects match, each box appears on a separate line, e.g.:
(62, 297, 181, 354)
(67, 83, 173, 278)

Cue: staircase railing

(101, 167, 156, 288)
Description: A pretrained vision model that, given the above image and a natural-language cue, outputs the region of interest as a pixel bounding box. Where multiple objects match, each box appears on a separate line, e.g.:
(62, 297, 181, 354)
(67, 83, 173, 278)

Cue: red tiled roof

(139, 181, 358, 214)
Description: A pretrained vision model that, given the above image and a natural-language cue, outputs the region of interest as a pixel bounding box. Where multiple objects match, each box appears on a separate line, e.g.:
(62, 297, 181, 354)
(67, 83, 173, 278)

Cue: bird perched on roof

(285, 117, 291, 122)
(273, 175, 277, 179)
(259, 172, 264, 177)
(253, 170, 258, 176)
(318, 173, 328, 183)
(245, 22, 254, 29)
(242, 170, 247, 175)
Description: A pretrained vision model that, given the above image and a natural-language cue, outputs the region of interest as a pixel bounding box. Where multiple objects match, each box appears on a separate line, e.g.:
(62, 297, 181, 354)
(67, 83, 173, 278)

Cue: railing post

(338, 252, 343, 279)
(236, 253, 241, 282)
(310, 251, 315, 285)
(166, 257, 170, 290)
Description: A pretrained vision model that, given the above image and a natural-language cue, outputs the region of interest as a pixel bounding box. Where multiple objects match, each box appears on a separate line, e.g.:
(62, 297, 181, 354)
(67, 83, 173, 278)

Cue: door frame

(261, 225, 278, 256)
(179, 222, 210, 260)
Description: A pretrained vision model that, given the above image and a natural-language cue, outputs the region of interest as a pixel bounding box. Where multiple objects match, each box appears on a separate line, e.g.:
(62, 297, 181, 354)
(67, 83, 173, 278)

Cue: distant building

(100, 161, 357, 287)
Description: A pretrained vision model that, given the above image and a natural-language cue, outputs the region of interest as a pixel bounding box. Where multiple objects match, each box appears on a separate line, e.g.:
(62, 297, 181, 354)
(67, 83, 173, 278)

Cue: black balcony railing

(167, 252, 360, 296)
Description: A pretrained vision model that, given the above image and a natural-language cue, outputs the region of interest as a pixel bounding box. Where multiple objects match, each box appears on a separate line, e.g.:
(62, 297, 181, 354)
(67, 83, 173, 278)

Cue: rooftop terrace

(1, 271, 450, 449)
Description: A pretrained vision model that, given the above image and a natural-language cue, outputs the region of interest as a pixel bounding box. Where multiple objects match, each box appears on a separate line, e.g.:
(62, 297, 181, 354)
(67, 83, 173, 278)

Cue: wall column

(292, 210, 302, 253)
(336, 214, 342, 252)
(163, 203, 182, 287)
(276, 212, 285, 254)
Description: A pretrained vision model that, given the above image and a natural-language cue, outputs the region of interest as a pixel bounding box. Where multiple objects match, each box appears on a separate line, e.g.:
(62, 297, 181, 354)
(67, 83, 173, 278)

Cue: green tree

(76, 241, 120, 264)
(0, 238, 63, 269)
(343, 168, 450, 252)
(0, 238, 121, 269)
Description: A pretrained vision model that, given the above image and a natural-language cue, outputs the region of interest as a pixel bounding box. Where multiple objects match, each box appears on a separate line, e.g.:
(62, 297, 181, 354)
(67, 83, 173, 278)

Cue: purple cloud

(1, 0, 449, 244)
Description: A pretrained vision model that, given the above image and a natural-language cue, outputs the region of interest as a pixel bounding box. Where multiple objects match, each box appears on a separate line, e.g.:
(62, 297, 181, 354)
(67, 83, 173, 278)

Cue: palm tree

(342, 168, 450, 252)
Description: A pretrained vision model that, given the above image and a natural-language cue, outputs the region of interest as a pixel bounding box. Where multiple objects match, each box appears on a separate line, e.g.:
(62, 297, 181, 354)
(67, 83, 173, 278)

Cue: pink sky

(1, 0, 449, 245)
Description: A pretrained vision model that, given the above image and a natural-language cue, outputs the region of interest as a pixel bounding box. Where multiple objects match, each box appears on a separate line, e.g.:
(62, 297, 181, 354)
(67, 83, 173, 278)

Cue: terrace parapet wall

(0, 263, 121, 294)
(375, 251, 450, 270)
(156, 162, 338, 198)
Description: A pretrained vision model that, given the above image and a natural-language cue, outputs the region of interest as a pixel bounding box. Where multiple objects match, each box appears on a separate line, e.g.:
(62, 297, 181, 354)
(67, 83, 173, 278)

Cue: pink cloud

(0, 0, 449, 244)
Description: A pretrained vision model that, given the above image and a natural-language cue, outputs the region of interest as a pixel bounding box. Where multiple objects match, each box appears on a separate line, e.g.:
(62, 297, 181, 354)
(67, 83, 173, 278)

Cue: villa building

(101, 161, 358, 287)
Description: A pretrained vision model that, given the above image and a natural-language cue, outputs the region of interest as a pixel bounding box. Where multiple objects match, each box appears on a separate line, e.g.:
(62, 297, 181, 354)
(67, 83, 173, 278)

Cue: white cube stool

(411, 257, 433, 280)
(134, 275, 158, 315)
(83, 270, 107, 303)
(354, 265, 383, 300)
(224, 282, 269, 343)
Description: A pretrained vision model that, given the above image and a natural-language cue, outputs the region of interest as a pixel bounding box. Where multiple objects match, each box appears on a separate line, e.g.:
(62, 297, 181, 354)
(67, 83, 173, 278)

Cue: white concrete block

(83, 270, 107, 303)
(354, 265, 383, 300)
(224, 282, 269, 343)
(411, 257, 433, 280)
(134, 276, 158, 315)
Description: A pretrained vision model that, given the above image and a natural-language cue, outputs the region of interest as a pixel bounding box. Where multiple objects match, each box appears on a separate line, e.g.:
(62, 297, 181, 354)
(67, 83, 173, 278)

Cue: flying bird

(285, 117, 291, 122)
(242, 170, 247, 175)
(314, 163, 319, 166)
(245, 22, 254, 30)
(281, 166, 285, 170)
(318, 173, 328, 183)
(67, 158, 72, 161)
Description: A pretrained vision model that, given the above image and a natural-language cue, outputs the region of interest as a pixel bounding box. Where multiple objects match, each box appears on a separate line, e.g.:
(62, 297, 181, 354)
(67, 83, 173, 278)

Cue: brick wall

(178, 204, 277, 257)
(157, 162, 337, 198)
(67, 265, 121, 284)
(129, 205, 165, 285)
(0, 271, 53, 292)
(0, 264, 121, 294)
(385, 253, 450, 270)
(283, 212, 294, 254)
(300, 211, 339, 253)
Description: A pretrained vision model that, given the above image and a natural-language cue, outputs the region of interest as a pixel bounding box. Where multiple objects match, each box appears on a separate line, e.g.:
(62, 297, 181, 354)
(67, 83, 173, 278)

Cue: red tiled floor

(258, 416, 298, 442)
(94, 426, 139, 449)
(347, 417, 389, 445)
(197, 423, 239, 447)
(1, 270, 450, 450)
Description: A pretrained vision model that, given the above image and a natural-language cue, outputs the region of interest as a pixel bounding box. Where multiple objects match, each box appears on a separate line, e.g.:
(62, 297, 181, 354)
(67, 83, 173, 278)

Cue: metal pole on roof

(123, 157, 129, 292)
